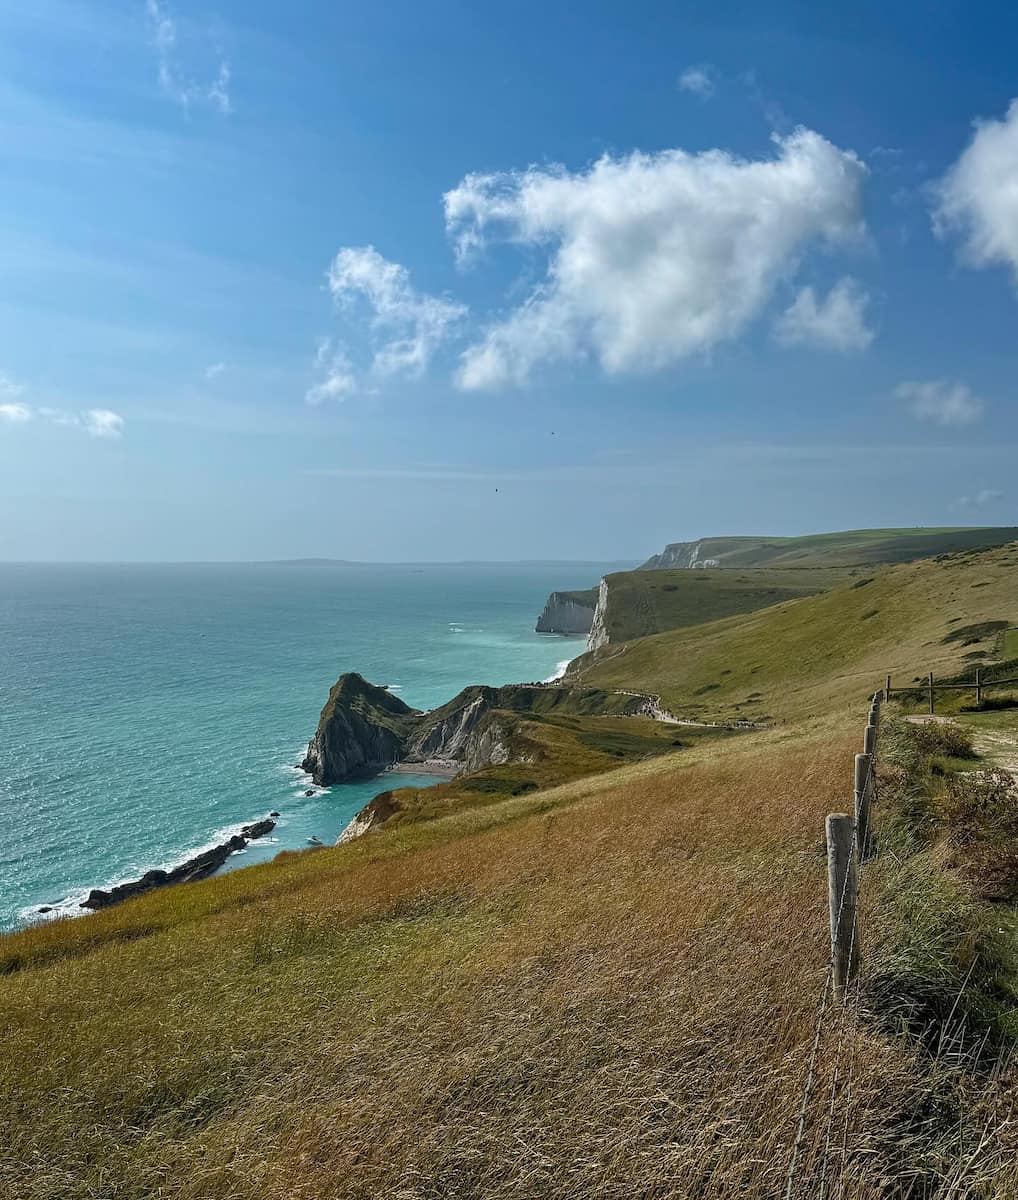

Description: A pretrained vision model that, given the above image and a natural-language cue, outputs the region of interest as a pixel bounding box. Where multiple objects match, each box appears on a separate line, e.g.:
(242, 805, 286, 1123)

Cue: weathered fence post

(928, 672, 935, 715)
(864, 723, 877, 757)
(854, 753, 873, 856)
(976, 667, 982, 707)
(886, 673, 892, 700)
(826, 813, 860, 1002)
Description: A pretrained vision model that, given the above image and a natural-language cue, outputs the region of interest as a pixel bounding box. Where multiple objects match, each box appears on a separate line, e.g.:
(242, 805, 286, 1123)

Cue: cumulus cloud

(934, 99, 1018, 280)
(307, 246, 466, 398)
(145, 0, 231, 115)
(444, 128, 867, 389)
(773, 277, 874, 351)
(955, 488, 1004, 509)
(0, 402, 32, 423)
(678, 65, 717, 99)
(894, 380, 984, 426)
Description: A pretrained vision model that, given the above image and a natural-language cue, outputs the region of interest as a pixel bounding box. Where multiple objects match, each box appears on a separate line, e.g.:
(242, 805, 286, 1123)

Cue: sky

(1, 0, 1017, 562)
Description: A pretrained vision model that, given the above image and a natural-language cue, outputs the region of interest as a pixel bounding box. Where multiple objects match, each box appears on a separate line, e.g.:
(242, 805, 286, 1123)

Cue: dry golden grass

(4, 722, 1015, 1198)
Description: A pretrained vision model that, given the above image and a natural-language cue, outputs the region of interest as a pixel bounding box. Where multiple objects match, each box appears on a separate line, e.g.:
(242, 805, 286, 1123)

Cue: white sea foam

(544, 659, 571, 682)
(18, 818, 270, 926)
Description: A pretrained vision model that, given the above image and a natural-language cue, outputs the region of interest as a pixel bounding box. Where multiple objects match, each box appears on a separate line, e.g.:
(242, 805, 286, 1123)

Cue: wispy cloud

(0, 402, 32, 423)
(955, 487, 1004, 509)
(307, 247, 466, 400)
(0, 373, 125, 437)
(205, 362, 225, 379)
(773, 277, 874, 352)
(894, 379, 985, 426)
(82, 409, 126, 438)
(678, 65, 717, 99)
(145, 0, 231, 115)
(306, 340, 357, 405)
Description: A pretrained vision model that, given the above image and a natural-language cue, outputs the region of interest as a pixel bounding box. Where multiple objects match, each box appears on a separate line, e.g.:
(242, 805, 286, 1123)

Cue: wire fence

(784, 689, 882, 1199)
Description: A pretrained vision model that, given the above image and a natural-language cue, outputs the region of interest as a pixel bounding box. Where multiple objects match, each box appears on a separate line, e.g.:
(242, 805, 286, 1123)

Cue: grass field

(576, 541, 1018, 724)
(365, 708, 742, 832)
(592, 565, 852, 643)
(5, 719, 1018, 1199)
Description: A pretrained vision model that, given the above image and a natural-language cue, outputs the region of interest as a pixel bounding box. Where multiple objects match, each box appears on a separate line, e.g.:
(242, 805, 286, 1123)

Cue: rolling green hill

(588, 565, 854, 645)
(639, 526, 1018, 570)
(576, 540, 1018, 723)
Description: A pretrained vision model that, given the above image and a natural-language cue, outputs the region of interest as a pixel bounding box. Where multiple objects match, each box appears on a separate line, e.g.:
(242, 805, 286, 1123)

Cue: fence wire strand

(784, 694, 881, 1200)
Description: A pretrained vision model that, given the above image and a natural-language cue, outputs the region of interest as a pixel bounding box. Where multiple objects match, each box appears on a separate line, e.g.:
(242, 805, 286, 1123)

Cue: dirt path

(908, 713, 1018, 776)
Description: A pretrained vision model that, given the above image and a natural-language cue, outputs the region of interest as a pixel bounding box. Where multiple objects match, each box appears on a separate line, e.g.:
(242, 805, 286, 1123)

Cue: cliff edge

(535, 589, 598, 636)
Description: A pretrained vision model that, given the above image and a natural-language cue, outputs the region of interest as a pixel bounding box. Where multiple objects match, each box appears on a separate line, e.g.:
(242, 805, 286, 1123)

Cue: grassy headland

(590, 564, 852, 643)
(574, 541, 1018, 724)
(639, 525, 1018, 569)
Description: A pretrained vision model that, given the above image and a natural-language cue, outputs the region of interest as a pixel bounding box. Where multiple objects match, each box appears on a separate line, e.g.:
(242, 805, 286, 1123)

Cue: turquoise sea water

(0, 561, 623, 931)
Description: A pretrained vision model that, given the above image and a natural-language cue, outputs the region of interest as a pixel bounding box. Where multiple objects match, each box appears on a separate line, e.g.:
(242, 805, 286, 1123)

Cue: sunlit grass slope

(5, 723, 1015, 1198)
(576, 541, 1018, 724)
(594, 564, 852, 643)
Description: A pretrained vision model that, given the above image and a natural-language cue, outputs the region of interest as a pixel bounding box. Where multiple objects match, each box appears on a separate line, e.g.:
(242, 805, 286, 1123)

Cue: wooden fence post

(826, 813, 860, 1002)
(854, 753, 872, 856)
(928, 672, 935, 715)
(886, 673, 892, 700)
(864, 723, 877, 758)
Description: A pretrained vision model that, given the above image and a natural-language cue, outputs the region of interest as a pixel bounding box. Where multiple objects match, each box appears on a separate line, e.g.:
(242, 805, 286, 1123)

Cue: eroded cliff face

(586, 578, 612, 651)
(640, 540, 709, 570)
(535, 590, 598, 636)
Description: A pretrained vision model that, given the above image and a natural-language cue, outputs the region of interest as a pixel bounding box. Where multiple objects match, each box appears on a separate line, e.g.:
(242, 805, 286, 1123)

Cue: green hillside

(640, 526, 1018, 570)
(577, 540, 1018, 723)
(591, 565, 853, 644)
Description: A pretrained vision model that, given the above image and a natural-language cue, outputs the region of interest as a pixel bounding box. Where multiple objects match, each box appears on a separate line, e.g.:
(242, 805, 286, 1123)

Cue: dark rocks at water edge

(79, 818, 277, 911)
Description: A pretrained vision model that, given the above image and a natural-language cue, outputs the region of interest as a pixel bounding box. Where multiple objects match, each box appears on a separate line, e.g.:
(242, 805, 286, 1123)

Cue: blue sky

(1, 0, 1016, 561)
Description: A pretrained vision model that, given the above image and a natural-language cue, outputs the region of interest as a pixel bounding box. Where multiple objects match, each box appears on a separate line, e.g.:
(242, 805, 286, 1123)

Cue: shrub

(905, 719, 977, 762)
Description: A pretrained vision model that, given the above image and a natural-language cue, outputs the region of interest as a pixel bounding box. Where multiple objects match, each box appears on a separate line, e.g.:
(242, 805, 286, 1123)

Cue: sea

(0, 561, 624, 932)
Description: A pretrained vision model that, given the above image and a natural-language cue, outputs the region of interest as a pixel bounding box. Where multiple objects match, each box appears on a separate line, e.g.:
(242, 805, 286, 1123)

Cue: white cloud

(306, 341, 357, 405)
(894, 380, 985, 426)
(934, 99, 1018, 280)
(0, 402, 32, 423)
(145, 0, 231, 115)
(0, 373, 26, 398)
(773, 277, 874, 351)
(205, 362, 225, 379)
(678, 65, 717, 99)
(82, 409, 125, 438)
(317, 246, 466, 388)
(956, 488, 1004, 509)
(444, 128, 867, 390)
